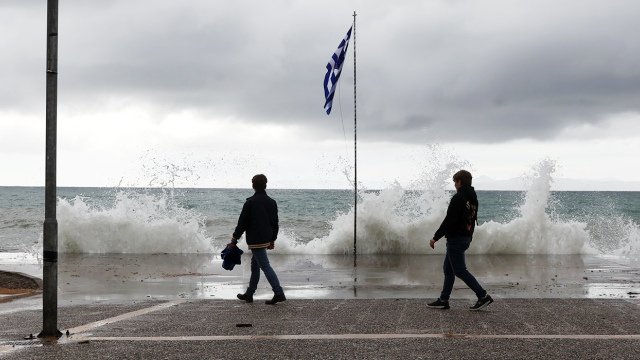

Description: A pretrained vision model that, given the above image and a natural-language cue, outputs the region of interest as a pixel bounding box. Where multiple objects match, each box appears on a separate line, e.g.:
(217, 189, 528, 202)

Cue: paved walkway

(1, 298, 639, 359)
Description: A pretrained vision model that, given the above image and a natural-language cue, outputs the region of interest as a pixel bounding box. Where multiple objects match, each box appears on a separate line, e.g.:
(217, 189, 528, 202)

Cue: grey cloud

(4, 1, 640, 143)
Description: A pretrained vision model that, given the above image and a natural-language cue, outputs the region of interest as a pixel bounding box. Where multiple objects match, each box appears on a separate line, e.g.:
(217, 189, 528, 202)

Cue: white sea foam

(471, 159, 595, 255)
(58, 191, 212, 253)
(275, 158, 626, 255)
(52, 158, 639, 255)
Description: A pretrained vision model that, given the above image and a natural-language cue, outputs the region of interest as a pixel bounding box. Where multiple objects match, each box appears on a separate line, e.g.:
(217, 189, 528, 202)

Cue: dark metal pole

(353, 11, 357, 262)
(39, 0, 62, 339)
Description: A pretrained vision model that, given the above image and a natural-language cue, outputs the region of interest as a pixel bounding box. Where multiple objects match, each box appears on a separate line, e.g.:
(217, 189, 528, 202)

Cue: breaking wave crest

(52, 158, 639, 255)
(275, 159, 637, 255)
(58, 190, 212, 253)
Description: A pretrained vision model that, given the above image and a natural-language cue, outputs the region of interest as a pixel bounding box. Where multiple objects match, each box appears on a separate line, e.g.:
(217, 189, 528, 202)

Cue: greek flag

(323, 26, 352, 115)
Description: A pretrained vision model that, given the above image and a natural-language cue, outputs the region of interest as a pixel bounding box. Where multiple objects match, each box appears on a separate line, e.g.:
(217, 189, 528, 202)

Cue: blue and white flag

(323, 26, 352, 115)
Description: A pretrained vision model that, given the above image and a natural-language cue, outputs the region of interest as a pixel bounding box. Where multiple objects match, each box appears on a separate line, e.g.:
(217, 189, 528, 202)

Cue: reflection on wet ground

(0, 253, 639, 304)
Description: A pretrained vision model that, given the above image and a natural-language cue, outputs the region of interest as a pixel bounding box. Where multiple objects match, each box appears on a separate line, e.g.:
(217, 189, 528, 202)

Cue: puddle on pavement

(1, 253, 638, 303)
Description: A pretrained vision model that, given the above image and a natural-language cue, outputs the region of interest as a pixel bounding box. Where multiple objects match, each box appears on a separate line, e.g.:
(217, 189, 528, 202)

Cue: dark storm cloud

(4, 0, 640, 143)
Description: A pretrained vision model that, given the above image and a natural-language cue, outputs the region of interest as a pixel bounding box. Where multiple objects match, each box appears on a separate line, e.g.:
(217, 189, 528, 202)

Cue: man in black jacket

(230, 174, 286, 305)
(427, 170, 493, 311)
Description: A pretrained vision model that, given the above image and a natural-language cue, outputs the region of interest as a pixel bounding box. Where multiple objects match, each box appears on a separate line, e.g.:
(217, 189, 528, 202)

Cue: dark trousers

(246, 247, 283, 296)
(439, 236, 487, 301)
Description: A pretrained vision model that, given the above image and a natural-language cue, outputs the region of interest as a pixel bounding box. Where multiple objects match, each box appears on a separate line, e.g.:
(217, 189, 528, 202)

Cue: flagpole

(352, 11, 357, 261)
(321, 18, 356, 258)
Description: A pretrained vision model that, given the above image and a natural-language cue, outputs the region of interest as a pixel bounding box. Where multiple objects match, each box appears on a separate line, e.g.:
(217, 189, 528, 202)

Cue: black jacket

(233, 190, 279, 248)
(433, 185, 478, 241)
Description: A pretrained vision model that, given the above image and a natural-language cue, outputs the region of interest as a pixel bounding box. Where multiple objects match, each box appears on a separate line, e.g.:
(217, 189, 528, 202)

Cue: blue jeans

(246, 247, 283, 296)
(439, 236, 487, 301)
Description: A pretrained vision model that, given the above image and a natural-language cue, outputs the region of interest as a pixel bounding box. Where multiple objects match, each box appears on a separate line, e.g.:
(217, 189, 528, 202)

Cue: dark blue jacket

(221, 245, 243, 270)
(232, 190, 279, 248)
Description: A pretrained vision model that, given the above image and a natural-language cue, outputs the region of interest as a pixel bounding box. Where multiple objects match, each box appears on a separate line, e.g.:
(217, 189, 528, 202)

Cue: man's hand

(267, 242, 275, 250)
(429, 238, 436, 249)
(229, 238, 238, 248)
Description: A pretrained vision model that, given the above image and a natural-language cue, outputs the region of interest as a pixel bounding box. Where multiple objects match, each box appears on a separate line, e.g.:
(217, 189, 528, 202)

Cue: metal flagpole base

(37, 330, 63, 339)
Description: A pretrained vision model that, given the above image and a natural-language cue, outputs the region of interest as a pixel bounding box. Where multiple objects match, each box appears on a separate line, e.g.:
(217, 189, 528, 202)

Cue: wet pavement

(1, 253, 639, 359)
(1, 253, 639, 303)
(1, 298, 639, 359)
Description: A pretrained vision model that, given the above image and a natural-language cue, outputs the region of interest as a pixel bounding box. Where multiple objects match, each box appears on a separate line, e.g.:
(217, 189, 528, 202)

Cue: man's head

(252, 174, 268, 191)
(452, 170, 472, 189)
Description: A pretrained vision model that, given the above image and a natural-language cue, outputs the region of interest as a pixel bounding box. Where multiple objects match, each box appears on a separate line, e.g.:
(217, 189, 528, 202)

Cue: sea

(1, 164, 639, 257)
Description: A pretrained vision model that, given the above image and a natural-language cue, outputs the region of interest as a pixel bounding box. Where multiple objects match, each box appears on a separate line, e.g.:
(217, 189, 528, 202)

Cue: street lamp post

(39, 0, 62, 339)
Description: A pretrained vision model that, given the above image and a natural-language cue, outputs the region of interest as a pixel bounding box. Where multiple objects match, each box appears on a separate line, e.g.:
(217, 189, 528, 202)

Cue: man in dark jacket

(230, 174, 286, 305)
(427, 170, 493, 311)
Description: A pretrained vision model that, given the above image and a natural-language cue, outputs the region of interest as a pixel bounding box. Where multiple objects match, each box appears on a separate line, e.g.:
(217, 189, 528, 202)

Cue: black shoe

(237, 293, 253, 303)
(427, 298, 450, 309)
(469, 294, 493, 311)
(265, 293, 286, 305)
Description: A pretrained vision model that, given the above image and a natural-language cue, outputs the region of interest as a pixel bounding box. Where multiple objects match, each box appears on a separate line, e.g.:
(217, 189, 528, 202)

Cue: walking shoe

(237, 293, 253, 303)
(265, 293, 286, 305)
(469, 294, 493, 311)
(427, 298, 450, 309)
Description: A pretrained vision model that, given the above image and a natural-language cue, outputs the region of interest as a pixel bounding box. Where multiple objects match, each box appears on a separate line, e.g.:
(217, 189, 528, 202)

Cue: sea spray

(57, 190, 213, 253)
(279, 151, 469, 255)
(589, 216, 640, 255)
(472, 159, 595, 254)
(274, 158, 597, 255)
(45, 158, 640, 255)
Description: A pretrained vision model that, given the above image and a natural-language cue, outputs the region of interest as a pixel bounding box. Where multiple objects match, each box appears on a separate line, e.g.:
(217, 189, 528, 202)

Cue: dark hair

(252, 174, 268, 191)
(453, 170, 472, 187)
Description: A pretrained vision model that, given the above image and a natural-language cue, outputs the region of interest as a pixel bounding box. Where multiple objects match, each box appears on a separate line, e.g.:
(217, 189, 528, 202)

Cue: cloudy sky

(2, 0, 640, 190)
